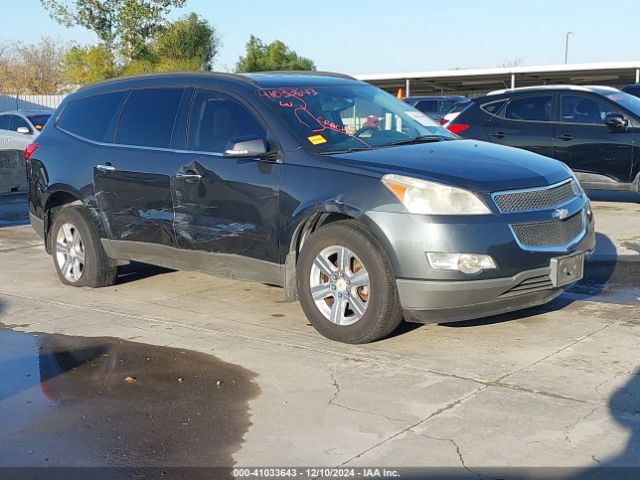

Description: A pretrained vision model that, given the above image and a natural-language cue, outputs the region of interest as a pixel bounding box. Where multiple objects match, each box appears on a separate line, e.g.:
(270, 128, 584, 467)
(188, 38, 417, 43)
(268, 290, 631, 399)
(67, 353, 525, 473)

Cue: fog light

(426, 252, 497, 274)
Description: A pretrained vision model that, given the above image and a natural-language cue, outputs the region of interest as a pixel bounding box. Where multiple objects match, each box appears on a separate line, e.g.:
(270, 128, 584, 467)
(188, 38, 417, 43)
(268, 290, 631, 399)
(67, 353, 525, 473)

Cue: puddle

(0, 326, 260, 471)
(564, 261, 640, 305)
(0, 193, 29, 228)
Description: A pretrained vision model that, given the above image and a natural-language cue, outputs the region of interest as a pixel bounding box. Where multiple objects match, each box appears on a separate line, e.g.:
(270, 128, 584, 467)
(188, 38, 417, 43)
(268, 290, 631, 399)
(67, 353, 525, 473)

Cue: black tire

(50, 205, 117, 288)
(297, 220, 402, 344)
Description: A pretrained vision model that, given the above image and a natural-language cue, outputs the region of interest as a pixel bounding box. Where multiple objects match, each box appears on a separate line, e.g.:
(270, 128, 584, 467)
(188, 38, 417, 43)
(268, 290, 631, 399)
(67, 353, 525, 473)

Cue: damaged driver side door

(170, 88, 281, 284)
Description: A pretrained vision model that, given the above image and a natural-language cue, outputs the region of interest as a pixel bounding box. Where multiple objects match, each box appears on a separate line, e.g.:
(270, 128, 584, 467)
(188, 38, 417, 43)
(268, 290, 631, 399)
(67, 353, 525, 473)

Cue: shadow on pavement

(0, 193, 29, 228)
(568, 368, 640, 480)
(115, 261, 173, 285)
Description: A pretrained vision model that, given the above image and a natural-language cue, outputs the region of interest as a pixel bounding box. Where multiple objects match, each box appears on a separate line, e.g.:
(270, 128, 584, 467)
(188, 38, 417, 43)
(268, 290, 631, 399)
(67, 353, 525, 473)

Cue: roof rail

(242, 70, 356, 80)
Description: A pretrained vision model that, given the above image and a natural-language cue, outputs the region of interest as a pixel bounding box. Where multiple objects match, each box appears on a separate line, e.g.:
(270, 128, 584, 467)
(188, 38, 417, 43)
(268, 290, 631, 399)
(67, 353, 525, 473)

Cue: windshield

(27, 114, 51, 131)
(257, 84, 455, 153)
(605, 92, 640, 117)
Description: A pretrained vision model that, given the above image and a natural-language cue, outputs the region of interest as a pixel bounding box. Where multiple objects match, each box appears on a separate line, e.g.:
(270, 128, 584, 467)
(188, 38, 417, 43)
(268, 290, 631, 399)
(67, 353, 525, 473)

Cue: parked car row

(447, 85, 640, 192)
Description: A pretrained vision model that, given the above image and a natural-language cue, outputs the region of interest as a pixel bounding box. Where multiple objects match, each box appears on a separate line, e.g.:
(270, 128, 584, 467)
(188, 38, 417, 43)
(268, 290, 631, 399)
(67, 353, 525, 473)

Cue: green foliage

(152, 13, 219, 71)
(236, 35, 316, 73)
(40, 0, 186, 61)
(63, 44, 116, 85)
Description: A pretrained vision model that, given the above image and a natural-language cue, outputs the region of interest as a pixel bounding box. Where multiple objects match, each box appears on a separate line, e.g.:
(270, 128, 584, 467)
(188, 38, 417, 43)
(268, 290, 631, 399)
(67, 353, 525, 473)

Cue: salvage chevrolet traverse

(26, 72, 595, 343)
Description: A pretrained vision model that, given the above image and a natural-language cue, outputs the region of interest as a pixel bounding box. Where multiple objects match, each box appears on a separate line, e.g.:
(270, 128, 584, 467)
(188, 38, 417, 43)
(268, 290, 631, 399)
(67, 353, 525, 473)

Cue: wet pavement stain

(0, 326, 260, 472)
(565, 261, 640, 305)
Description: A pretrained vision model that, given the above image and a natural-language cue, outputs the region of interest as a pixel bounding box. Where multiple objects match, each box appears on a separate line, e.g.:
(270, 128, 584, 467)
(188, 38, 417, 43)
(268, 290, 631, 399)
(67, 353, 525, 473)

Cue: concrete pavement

(0, 195, 639, 476)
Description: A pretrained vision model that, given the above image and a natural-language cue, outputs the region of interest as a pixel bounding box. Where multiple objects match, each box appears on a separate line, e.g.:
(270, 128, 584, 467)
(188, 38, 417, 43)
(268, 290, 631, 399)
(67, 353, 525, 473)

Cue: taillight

(24, 143, 39, 162)
(438, 118, 447, 125)
(446, 123, 470, 135)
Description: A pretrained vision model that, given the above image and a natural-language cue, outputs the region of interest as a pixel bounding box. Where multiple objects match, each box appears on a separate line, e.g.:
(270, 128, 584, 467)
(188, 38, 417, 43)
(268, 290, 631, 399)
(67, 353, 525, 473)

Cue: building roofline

(354, 61, 640, 81)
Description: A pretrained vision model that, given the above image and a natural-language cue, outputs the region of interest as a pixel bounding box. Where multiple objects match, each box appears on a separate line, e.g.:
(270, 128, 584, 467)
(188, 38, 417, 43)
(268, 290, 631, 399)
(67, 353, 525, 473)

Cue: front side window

(115, 88, 184, 149)
(10, 116, 30, 132)
(503, 95, 553, 122)
(257, 84, 453, 154)
(561, 95, 621, 125)
(57, 91, 128, 142)
(187, 90, 267, 153)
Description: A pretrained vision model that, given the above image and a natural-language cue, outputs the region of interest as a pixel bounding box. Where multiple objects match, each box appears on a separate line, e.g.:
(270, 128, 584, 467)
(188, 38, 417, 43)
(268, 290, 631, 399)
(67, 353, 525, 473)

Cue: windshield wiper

(318, 146, 373, 155)
(383, 135, 452, 147)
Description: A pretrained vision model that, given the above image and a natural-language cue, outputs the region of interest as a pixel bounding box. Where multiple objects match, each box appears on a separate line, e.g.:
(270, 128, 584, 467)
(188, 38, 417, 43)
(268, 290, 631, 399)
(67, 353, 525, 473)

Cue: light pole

(564, 32, 574, 64)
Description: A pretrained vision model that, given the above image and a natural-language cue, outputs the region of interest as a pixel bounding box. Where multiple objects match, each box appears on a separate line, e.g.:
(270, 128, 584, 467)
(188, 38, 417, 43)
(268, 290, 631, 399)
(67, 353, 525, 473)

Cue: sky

(1, 0, 639, 75)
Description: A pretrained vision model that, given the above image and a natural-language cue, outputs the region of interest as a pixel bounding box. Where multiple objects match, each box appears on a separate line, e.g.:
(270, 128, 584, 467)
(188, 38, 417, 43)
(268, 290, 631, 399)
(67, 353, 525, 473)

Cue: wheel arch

(282, 202, 396, 301)
(42, 186, 106, 254)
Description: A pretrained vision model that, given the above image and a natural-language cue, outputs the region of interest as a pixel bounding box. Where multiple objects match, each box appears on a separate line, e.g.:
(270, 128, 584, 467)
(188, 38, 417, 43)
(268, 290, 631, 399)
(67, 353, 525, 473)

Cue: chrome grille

(494, 180, 577, 213)
(512, 211, 585, 248)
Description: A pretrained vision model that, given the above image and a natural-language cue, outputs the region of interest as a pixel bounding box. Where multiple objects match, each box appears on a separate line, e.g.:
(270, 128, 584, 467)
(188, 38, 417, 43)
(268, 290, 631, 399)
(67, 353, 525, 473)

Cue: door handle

(557, 134, 574, 141)
(6, 138, 12, 143)
(491, 131, 506, 139)
(175, 172, 202, 182)
(96, 164, 116, 172)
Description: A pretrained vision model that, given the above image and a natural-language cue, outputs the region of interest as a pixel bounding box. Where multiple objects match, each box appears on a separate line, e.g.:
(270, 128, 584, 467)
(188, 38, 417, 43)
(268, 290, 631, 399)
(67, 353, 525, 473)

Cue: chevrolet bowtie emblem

(553, 208, 570, 220)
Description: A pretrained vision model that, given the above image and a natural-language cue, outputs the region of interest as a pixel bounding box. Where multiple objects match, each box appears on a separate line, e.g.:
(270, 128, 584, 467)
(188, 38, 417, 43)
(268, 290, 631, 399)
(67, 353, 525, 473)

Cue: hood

(329, 139, 571, 193)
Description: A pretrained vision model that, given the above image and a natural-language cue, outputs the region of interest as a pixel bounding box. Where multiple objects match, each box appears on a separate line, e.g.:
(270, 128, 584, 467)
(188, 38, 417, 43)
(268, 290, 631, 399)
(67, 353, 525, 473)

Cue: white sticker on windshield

(406, 111, 434, 126)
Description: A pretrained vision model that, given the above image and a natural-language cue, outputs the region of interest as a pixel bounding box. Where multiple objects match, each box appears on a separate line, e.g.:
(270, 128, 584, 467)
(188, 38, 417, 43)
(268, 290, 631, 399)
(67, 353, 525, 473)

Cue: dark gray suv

(26, 72, 595, 343)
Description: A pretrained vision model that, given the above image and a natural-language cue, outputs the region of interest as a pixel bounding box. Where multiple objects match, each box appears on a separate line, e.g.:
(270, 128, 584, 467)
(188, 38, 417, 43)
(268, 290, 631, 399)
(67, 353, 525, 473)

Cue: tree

(152, 13, 219, 71)
(63, 44, 116, 86)
(13, 37, 67, 94)
(40, 0, 186, 61)
(236, 35, 315, 73)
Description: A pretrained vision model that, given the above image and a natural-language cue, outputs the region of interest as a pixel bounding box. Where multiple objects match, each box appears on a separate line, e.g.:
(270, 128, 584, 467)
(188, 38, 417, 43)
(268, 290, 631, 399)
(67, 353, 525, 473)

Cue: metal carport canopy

(354, 61, 640, 97)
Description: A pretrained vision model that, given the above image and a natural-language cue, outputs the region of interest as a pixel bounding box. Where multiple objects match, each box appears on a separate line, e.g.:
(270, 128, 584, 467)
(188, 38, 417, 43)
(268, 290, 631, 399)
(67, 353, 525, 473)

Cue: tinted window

(604, 92, 640, 117)
(0, 115, 10, 130)
(27, 114, 51, 132)
(481, 100, 507, 115)
(438, 99, 457, 114)
(561, 95, 621, 125)
(10, 115, 30, 131)
(414, 100, 438, 113)
(115, 88, 184, 148)
(503, 95, 552, 121)
(58, 91, 127, 142)
(188, 90, 266, 153)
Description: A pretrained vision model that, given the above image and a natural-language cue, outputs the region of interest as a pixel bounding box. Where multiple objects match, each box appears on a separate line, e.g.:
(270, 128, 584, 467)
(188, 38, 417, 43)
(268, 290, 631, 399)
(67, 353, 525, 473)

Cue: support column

(635, 68, 639, 84)
(405, 78, 411, 97)
(511, 73, 516, 90)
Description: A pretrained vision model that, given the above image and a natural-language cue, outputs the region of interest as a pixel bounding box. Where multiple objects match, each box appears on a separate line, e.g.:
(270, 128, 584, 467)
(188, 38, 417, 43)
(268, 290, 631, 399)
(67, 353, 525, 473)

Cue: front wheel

(297, 220, 402, 344)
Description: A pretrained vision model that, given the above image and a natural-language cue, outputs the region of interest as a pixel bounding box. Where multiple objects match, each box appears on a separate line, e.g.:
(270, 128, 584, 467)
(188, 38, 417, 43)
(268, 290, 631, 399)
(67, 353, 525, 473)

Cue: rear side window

(57, 91, 127, 142)
(481, 100, 507, 115)
(115, 88, 184, 149)
(0, 116, 10, 130)
(503, 95, 552, 122)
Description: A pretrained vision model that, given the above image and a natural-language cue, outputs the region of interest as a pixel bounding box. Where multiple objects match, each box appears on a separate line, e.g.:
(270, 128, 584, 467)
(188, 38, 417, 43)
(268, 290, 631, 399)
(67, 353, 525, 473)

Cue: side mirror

(224, 135, 269, 158)
(16, 126, 32, 135)
(604, 113, 628, 129)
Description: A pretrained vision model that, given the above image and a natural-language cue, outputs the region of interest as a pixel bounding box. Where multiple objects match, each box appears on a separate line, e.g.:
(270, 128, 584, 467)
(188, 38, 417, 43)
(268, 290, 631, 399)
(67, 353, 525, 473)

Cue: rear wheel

(297, 220, 402, 344)
(51, 206, 117, 288)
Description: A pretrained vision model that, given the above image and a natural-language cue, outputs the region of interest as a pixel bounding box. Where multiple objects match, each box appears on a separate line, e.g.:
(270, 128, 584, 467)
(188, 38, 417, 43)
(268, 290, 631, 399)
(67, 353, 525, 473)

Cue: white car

(0, 109, 53, 152)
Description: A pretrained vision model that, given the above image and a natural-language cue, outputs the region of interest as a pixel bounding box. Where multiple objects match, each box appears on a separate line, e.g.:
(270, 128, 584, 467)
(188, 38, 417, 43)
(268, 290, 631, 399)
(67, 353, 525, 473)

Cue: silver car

(0, 109, 52, 193)
(0, 109, 52, 150)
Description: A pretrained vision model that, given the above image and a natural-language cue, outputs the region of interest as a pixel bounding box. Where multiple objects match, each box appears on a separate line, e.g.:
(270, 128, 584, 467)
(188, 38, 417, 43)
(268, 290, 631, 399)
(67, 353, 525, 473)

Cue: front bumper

(362, 197, 595, 324)
(398, 266, 564, 324)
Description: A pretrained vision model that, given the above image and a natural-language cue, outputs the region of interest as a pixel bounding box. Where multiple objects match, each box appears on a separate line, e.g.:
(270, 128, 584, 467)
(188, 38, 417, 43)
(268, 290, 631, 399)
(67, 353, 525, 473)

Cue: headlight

(382, 174, 491, 215)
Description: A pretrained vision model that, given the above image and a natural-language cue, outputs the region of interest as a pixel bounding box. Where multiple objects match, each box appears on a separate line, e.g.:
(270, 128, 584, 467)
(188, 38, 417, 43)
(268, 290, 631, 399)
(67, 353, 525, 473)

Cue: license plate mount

(550, 252, 585, 287)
